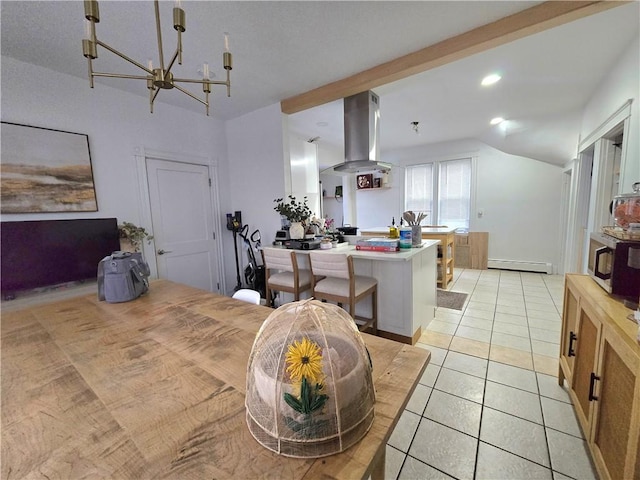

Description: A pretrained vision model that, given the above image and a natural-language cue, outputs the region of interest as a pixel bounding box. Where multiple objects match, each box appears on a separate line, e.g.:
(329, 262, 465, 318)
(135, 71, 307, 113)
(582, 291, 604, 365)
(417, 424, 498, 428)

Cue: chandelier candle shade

(82, 0, 232, 115)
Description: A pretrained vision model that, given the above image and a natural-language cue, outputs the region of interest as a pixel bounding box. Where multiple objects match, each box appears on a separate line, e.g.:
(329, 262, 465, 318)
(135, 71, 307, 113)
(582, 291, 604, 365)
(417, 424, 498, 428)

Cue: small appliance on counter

(588, 231, 640, 305)
(274, 229, 289, 246)
(286, 239, 321, 250)
(337, 226, 358, 236)
(589, 182, 640, 307)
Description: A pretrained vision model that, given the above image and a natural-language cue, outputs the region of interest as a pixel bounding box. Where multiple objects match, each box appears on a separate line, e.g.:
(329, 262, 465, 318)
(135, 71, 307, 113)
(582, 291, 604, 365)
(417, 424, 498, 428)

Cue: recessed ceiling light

(481, 74, 502, 86)
(490, 117, 505, 125)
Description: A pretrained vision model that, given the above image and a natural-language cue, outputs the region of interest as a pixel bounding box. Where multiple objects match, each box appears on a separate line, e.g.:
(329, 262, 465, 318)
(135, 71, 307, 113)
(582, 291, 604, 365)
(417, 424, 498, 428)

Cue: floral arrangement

(118, 221, 153, 251)
(324, 218, 335, 232)
(283, 337, 328, 415)
(273, 195, 312, 223)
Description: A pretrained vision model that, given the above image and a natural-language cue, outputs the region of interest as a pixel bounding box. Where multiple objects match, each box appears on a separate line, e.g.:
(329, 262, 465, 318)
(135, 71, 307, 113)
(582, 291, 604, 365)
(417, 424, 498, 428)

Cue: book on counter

(355, 237, 399, 252)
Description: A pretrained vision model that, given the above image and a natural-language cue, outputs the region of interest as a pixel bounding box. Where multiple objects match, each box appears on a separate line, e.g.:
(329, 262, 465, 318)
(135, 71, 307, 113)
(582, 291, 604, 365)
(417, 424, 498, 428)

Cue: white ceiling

(2, 1, 639, 167)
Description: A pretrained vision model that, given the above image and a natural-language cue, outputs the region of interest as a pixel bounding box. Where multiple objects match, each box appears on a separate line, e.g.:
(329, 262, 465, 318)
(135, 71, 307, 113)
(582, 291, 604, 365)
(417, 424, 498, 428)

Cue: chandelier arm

(173, 78, 229, 86)
(96, 40, 153, 74)
(165, 48, 181, 76)
(154, 0, 166, 71)
(173, 84, 208, 106)
(92, 72, 150, 81)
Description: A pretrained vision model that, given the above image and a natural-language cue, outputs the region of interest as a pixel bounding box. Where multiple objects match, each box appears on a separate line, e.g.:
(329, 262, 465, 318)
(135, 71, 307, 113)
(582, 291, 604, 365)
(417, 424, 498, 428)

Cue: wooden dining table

(1, 280, 430, 479)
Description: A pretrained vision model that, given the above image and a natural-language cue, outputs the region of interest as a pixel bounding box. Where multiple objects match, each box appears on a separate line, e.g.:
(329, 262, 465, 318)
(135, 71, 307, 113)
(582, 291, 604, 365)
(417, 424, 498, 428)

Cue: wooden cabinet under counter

(559, 275, 640, 480)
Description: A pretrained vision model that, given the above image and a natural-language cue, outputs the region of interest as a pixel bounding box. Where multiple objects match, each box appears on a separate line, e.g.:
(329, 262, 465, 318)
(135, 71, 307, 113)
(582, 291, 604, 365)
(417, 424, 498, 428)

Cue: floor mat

(437, 289, 468, 310)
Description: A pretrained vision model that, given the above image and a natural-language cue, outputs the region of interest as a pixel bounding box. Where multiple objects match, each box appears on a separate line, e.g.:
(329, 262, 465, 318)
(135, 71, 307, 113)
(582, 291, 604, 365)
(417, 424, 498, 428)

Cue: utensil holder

(411, 225, 422, 246)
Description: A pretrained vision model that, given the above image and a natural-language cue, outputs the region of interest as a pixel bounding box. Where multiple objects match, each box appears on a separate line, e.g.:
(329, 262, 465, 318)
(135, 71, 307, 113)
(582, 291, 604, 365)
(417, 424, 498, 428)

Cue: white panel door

(146, 158, 218, 292)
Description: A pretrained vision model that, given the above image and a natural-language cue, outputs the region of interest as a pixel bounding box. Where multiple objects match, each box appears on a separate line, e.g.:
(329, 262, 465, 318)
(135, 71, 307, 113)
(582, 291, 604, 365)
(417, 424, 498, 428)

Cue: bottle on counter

(389, 217, 399, 239)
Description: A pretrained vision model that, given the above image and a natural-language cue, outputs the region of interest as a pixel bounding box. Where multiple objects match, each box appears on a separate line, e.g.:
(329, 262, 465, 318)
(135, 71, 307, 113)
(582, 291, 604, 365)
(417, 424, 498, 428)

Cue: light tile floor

(385, 268, 599, 480)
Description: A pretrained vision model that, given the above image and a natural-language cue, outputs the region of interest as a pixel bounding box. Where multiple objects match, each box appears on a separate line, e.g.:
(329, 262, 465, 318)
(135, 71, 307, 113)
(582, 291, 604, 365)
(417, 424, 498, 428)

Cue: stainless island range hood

(334, 90, 392, 174)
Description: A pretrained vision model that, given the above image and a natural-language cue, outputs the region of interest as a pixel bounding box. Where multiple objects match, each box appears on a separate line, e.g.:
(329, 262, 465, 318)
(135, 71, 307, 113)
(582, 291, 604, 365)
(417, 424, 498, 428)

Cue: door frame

(133, 146, 226, 294)
(559, 166, 572, 275)
(564, 100, 632, 274)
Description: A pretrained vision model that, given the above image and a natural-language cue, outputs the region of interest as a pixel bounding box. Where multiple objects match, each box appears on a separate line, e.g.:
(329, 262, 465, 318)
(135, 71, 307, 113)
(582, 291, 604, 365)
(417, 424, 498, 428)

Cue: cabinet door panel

(560, 287, 579, 379)
(634, 434, 640, 480)
(593, 334, 635, 479)
(571, 307, 600, 433)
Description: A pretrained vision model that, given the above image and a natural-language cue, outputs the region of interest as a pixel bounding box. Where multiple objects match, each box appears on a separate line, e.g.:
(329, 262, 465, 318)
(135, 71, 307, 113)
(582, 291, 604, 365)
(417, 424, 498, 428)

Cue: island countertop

(265, 240, 440, 262)
(359, 227, 457, 288)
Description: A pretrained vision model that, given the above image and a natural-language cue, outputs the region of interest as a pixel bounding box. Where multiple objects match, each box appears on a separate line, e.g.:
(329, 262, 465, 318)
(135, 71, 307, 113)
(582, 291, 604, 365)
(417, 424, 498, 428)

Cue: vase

(120, 238, 137, 252)
(289, 222, 305, 240)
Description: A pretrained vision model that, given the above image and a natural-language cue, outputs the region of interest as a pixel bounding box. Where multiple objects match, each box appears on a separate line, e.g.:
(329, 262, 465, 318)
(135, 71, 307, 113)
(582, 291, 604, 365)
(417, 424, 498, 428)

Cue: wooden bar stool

(308, 252, 377, 334)
(262, 248, 312, 307)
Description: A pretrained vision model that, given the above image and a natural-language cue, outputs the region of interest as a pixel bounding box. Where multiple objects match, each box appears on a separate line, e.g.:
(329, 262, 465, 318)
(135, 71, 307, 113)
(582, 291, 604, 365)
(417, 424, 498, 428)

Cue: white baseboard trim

(488, 259, 553, 274)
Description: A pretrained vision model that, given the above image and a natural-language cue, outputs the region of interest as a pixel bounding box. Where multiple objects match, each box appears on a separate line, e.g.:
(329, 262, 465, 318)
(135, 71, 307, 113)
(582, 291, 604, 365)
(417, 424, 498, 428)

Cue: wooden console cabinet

(559, 275, 640, 480)
(454, 232, 488, 269)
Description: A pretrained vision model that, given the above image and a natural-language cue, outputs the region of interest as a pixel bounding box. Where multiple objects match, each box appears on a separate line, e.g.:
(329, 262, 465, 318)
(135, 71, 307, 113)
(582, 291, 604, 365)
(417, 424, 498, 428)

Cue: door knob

(157, 249, 173, 255)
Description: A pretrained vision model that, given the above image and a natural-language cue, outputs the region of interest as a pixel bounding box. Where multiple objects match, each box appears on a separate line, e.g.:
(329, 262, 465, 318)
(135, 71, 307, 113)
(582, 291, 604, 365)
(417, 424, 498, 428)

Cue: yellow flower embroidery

(285, 337, 324, 384)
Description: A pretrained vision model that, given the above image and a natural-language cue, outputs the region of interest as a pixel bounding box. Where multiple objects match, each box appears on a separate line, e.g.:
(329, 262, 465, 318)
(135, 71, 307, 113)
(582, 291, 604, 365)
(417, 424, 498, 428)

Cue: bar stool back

(308, 252, 377, 334)
(262, 248, 312, 307)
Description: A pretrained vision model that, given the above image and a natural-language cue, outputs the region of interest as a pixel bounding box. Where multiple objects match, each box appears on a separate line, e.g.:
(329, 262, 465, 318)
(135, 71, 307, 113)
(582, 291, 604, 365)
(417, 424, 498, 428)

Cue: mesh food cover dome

(245, 299, 375, 458)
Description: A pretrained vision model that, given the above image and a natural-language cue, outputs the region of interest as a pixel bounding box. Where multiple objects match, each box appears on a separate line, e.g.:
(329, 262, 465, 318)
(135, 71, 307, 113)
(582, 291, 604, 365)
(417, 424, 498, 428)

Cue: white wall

(375, 139, 564, 269)
(224, 103, 286, 293)
(473, 147, 563, 266)
(354, 169, 403, 229)
(318, 142, 346, 227)
(1, 56, 229, 283)
(580, 34, 640, 193)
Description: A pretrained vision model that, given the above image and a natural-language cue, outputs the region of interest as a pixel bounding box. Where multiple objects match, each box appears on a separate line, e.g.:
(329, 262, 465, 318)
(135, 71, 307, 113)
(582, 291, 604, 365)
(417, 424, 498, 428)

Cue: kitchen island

(360, 227, 457, 288)
(263, 240, 439, 344)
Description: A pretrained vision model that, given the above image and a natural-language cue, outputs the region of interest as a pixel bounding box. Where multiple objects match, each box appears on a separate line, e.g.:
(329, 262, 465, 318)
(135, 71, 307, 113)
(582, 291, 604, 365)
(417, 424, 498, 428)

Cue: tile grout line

(399, 269, 574, 479)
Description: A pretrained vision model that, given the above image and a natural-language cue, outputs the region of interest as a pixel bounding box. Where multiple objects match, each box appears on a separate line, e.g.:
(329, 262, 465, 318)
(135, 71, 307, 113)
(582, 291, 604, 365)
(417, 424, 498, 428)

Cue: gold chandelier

(82, 0, 232, 115)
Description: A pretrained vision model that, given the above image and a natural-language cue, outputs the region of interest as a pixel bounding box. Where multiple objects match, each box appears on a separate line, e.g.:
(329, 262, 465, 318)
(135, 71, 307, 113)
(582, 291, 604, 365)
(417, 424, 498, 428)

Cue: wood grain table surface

(1, 280, 430, 479)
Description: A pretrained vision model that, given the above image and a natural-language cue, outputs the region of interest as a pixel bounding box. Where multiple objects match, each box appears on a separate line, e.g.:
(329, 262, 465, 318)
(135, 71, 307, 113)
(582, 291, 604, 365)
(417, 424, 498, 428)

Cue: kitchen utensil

(403, 210, 427, 225)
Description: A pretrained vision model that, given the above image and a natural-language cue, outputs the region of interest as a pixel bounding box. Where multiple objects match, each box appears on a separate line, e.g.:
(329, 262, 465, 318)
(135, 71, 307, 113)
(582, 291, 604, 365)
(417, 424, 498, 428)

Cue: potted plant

(118, 221, 153, 252)
(273, 196, 312, 239)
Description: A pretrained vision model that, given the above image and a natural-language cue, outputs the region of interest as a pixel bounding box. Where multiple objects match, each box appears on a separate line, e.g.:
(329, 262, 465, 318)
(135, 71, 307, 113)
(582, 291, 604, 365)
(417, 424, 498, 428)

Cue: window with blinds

(405, 158, 471, 230)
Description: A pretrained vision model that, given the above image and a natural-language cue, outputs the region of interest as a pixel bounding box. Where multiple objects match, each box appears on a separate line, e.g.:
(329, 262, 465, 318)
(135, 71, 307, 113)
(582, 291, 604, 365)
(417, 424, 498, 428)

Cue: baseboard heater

(487, 259, 553, 274)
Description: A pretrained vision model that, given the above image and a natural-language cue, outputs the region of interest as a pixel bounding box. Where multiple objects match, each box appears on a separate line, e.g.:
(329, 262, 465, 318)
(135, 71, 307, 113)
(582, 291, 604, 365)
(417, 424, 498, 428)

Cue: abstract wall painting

(1, 122, 98, 213)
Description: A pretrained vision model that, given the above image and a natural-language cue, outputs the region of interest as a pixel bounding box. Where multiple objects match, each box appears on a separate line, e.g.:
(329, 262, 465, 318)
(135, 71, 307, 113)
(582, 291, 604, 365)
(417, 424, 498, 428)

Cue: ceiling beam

(281, 1, 623, 115)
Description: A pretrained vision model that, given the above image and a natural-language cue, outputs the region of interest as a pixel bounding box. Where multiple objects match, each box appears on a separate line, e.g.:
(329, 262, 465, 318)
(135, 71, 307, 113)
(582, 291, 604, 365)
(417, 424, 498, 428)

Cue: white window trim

(404, 155, 477, 229)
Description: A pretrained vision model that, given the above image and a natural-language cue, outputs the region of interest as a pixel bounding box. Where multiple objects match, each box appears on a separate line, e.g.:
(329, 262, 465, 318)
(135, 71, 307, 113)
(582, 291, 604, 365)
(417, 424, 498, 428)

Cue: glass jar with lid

(612, 182, 640, 229)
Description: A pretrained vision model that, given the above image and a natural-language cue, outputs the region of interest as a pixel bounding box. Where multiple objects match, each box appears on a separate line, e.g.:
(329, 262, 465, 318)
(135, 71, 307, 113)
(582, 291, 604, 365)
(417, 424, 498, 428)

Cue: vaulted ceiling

(2, 1, 638, 166)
